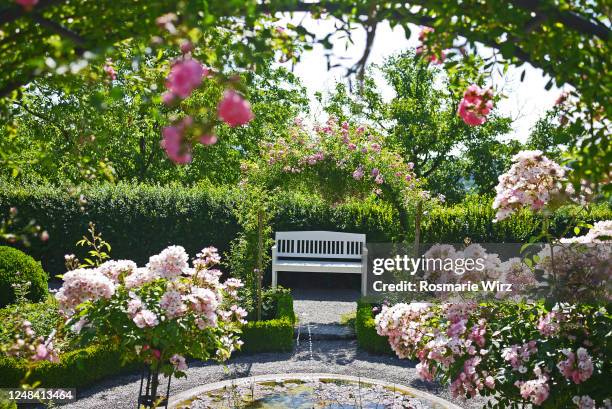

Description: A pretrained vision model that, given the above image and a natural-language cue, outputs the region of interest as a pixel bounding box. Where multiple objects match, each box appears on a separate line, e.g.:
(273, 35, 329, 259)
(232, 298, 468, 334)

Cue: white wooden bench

(271, 231, 368, 295)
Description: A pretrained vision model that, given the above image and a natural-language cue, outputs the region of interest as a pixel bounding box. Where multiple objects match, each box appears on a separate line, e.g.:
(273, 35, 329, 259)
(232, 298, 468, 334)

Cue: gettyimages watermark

(364, 242, 611, 302)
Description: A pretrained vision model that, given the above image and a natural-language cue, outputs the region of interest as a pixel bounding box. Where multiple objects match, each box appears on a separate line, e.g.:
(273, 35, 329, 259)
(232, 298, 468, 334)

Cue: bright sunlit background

(277, 15, 564, 142)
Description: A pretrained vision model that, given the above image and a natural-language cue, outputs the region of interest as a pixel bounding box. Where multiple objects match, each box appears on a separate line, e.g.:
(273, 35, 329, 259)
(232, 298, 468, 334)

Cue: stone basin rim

(168, 372, 464, 409)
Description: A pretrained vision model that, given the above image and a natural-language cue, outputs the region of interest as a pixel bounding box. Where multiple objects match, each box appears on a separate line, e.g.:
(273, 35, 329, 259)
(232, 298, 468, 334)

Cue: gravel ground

(62, 339, 484, 409)
(292, 288, 360, 324)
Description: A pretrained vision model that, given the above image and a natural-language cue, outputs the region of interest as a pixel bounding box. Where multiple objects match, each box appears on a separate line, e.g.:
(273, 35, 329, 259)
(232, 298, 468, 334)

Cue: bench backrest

(275, 231, 366, 259)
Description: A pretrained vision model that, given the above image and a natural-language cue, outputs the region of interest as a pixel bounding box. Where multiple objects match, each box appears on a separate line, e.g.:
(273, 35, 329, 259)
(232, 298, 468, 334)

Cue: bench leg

(361, 247, 368, 296)
(272, 269, 278, 288)
(361, 269, 367, 296)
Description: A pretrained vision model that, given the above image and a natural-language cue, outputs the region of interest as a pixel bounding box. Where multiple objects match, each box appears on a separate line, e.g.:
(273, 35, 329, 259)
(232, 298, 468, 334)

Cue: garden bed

(0, 293, 296, 388)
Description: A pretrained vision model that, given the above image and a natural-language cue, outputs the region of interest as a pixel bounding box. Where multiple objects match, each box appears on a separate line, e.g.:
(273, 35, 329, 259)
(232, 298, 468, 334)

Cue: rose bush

(493, 150, 573, 222)
(375, 301, 611, 408)
(245, 117, 421, 200)
(55, 245, 246, 380)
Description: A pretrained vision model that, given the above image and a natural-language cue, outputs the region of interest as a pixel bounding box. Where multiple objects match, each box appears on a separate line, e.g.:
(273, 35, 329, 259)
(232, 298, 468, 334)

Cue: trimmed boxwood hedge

(355, 300, 393, 355)
(241, 291, 295, 353)
(0, 293, 295, 388)
(1, 182, 610, 275)
(0, 344, 138, 389)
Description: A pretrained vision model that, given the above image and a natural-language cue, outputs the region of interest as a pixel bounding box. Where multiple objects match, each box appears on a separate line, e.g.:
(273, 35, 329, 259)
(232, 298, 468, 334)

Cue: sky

(276, 14, 563, 143)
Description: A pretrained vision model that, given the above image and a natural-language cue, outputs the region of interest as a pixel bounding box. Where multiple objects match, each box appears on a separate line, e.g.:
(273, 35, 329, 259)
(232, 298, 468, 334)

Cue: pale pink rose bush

(492, 150, 573, 221)
(375, 301, 611, 408)
(534, 222, 611, 302)
(56, 245, 246, 378)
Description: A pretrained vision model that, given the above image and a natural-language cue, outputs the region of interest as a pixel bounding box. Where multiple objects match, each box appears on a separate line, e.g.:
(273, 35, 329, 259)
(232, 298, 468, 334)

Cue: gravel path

(62, 339, 484, 409)
(292, 288, 360, 324)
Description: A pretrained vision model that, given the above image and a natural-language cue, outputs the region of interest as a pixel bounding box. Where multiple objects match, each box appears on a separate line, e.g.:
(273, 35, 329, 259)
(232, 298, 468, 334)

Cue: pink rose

(217, 90, 254, 127)
(199, 134, 218, 145)
(165, 59, 207, 99)
(457, 84, 494, 126)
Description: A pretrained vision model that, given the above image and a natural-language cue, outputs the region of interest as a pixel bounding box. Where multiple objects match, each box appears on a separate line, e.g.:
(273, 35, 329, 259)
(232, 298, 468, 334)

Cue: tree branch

(31, 12, 87, 47)
(511, 0, 609, 41)
(13, 100, 71, 142)
(1, 0, 609, 98)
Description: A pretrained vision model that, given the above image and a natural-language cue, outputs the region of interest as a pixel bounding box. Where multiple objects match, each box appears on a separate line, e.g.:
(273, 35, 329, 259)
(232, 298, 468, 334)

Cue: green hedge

(1, 182, 609, 275)
(422, 198, 612, 243)
(0, 183, 239, 274)
(355, 300, 393, 355)
(0, 344, 138, 389)
(240, 292, 295, 353)
(0, 299, 62, 346)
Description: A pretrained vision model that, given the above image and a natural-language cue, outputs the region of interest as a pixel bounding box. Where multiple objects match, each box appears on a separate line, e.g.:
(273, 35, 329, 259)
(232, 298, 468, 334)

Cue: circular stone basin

(169, 373, 462, 409)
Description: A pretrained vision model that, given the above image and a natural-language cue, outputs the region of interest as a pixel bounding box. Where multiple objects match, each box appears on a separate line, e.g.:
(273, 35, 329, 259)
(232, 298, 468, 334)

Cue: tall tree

(323, 52, 512, 202)
(3, 42, 308, 184)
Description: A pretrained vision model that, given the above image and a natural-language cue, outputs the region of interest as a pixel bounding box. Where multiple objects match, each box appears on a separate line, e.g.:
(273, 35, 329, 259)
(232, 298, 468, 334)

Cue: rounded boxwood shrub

(0, 246, 48, 307)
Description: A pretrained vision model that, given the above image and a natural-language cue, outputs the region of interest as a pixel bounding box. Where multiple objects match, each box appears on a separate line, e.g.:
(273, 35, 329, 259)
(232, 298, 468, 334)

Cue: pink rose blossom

(517, 374, 550, 406)
(557, 348, 593, 384)
(133, 309, 159, 328)
(217, 90, 254, 127)
(492, 150, 568, 221)
(457, 84, 494, 126)
(179, 40, 193, 54)
(165, 59, 206, 99)
(572, 395, 596, 409)
(162, 92, 175, 105)
(161, 124, 192, 164)
(199, 134, 218, 145)
(170, 353, 188, 371)
(147, 245, 189, 279)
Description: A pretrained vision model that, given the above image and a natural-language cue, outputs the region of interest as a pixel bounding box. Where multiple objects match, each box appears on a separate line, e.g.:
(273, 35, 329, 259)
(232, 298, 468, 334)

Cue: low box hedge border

(0, 294, 296, 388)
(355, 299, 393, 355)
(241, 292, 295, 354)
(0, 344, 138, 389)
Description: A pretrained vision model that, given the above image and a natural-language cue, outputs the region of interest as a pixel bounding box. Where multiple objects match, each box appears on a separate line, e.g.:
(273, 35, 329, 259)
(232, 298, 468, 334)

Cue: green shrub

(0, 299, 63, 346)
(0, 344, 138, 388)
(0, 397, 16, 409)
(355, 300, 393, 355)
(241, 291, 295, 353)
(0, 246, 48, 307)
(243, 286, 294, 322)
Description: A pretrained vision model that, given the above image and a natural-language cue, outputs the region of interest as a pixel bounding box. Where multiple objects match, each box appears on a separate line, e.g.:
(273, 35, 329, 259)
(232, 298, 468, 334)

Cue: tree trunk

(414, 200, 423, 257)
(256, 209, 264, 321)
